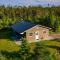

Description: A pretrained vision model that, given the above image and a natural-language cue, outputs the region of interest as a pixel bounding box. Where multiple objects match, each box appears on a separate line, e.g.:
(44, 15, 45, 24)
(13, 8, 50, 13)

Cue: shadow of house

(0, 27, 13, 40)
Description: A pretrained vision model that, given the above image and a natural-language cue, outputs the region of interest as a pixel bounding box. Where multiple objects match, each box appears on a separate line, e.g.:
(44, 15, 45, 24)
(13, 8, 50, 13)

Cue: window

(43, 30, 46, 33)
(35, 31, 39, 40)
(29, 33, 33, 36)
(35, 31, 39, 35)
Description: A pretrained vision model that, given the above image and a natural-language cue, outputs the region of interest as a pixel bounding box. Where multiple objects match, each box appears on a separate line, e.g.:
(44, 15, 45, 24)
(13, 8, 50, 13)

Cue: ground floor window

(29, 33, 33, 36)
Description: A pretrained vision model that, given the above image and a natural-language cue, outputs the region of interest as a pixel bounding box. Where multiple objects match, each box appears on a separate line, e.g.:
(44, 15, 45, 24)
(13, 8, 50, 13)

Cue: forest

(0, 5, 60, 32)
(0, 5, 60, 60)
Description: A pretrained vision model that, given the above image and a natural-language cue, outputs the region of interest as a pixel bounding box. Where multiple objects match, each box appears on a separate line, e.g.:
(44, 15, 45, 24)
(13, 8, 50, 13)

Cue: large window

(35, 31, 39, 40)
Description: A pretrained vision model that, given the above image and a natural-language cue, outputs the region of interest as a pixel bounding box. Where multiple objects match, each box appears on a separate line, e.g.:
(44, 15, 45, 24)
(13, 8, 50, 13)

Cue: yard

(0, 27, 60, 58)
(0, 27, 60, 47)
(0, 27, 20, 52)
(40, 40, 60, 52)
(29, 39, 60, 55)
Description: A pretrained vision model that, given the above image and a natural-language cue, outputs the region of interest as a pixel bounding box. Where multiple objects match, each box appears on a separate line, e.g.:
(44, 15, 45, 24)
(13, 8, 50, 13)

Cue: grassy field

(0, 39, 20, 52)
(29, 40, 60, 56)
(0, 27, 20, 52)
(40, 40, 60, 53)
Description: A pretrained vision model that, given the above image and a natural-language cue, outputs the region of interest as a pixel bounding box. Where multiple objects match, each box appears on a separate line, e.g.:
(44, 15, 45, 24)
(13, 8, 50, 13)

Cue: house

(11, 20, 51, 43)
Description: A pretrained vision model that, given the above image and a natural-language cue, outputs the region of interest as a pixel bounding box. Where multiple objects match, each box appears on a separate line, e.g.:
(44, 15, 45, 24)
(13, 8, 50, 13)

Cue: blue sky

(0, 0, 60, 6)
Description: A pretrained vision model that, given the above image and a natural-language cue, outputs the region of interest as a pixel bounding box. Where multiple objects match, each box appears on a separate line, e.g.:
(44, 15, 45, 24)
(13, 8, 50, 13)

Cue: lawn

(29, 39, 60, 56)
(0, 27, 60, 55)
(0, 39, 20, 52)
(40, 40, 60, 47)
(0, 27, 20, 52)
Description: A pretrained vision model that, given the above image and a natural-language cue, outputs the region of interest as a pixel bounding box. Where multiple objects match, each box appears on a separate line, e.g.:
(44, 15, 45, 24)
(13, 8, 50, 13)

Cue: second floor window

(29, 33, 33, 36)
(43, 30, 46, 33)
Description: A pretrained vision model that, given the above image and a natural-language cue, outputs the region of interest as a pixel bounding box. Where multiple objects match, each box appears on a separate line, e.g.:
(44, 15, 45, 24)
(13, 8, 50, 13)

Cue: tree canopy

(0, 6, 60, 32)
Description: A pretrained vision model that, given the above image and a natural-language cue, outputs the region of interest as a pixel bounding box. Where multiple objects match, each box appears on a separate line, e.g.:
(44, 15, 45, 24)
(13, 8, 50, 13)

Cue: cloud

(35, 0, 60, 2)
(0, 0, 60, 6)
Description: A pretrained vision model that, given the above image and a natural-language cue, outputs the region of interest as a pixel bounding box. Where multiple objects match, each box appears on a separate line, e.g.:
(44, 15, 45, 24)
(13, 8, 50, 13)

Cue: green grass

(0, 39, 20, 52)
(37, 40, 60, 53)
(0, 27, 20, 52)
(29, 40, 60, 54)
(40, 40, 60, 47)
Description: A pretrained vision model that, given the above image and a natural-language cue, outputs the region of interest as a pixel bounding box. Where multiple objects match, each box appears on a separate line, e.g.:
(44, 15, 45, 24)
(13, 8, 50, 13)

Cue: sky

(0, 0, 60, 7)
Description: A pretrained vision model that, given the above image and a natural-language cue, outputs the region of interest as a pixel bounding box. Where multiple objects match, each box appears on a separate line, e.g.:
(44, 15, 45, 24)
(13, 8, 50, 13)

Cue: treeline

(0, 5, 60, 32)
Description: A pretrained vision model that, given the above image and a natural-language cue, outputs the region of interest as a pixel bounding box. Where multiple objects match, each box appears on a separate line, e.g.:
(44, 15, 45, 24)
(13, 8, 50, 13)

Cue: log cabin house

(12, 21, 51, 43)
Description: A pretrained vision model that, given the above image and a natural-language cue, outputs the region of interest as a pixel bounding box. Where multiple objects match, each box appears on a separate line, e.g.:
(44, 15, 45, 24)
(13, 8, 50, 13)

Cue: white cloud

(35, 0, 60, 2)
(0, 0, 60, 6)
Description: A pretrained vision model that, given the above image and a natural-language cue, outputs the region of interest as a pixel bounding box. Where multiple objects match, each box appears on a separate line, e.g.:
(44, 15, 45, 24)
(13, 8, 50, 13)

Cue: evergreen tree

(19, 38, 30, 60)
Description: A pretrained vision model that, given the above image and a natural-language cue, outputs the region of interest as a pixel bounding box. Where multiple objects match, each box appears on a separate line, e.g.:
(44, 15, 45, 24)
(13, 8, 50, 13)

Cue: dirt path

(50, 33, 60, 39)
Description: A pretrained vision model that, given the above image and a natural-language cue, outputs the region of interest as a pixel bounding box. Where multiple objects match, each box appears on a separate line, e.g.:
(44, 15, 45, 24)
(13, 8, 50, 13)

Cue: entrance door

(35, 31, 39, 40)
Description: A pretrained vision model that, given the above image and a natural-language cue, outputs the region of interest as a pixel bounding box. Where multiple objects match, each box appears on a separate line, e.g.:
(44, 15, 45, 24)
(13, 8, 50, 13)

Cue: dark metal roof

(11, 21, 35, 33)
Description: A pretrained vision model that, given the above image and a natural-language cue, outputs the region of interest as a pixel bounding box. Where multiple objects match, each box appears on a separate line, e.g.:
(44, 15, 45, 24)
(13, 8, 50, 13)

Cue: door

(35, 31, 39, 40)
